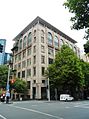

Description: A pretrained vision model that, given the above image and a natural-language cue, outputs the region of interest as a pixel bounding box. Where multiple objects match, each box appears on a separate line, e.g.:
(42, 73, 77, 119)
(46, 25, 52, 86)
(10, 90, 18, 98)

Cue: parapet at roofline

(13, 16, 77, 44)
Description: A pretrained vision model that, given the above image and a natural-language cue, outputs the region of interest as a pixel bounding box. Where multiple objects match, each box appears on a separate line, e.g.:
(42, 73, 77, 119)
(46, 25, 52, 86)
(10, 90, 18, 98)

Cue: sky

(0, 0, 86, 54)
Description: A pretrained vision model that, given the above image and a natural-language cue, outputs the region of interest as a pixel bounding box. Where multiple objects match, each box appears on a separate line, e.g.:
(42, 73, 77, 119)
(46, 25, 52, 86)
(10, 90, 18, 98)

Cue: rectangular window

(33, 80, 36, 84)
(48, 58, 53, 64)
(33, 45, 36, 53)
(18, 72, 20, 78)
(27, 69, 31, 77)
(22, 60, 26, 68)
(14, 64, 17, 70)
(27, 58, 31, 66)
(18, 63, 21, 70)
(41, 37, 44, 43)
(22, 50, 26, 58)
(15, 55, 18, 62)
(41, 45, 45, 53)
(27, 47, 31, 56)
(33, 67, 36, 76)
(22, 70, 25, 78)
(41, 55, 45, 64)
(42, 80, 45, 84)
(33, 55, 36, 64)
(48, 47, 54, 56)
(34, 37, 36, 43)
(27, 81, 30, 89)
(18, 53, 21, 61)
(42, 67, 45, 76)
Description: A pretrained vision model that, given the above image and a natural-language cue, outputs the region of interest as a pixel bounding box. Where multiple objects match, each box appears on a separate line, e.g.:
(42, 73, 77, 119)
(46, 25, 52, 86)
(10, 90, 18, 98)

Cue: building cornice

(13, 16, 77, 44)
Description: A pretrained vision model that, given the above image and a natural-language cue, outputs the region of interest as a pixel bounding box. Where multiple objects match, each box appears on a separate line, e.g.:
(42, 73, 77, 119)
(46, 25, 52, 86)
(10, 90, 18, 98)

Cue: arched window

(48, 32, 53, 45)
(23, 36, 26, 49)
(41, 30, 44, 36)
(34, 30, 36, 36)
(28, 32, 32, 45)
(60, 39, 64, 47)
(74, 46, 77, 53)
(54, 36, 59, 48)
(65, 41, 69, 46)
(69, 44, 73, 49)
(19, 39, 22, 50)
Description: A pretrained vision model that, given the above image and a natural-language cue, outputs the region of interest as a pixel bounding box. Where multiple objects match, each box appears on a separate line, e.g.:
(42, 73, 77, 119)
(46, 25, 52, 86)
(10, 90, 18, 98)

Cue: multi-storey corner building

(12, 16, 80, 99)
(0, 39, 6, 65)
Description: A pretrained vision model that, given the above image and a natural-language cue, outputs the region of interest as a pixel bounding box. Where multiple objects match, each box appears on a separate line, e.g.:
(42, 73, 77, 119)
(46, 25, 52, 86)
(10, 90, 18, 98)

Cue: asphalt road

(0, 100, 89, 119)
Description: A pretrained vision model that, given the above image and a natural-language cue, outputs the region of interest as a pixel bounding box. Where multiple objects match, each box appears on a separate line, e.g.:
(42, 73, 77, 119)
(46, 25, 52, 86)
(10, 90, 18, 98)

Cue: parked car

(60, 94, 74, 101)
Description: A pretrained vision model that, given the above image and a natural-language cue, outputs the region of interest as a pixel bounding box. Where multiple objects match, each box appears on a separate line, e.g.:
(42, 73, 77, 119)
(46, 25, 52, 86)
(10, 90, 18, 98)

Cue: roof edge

(12, 16, 77, 43)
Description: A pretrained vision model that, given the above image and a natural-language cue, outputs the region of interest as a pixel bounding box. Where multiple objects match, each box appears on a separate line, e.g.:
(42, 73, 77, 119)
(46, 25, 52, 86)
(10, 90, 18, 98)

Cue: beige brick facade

(12, 17, 80, 99)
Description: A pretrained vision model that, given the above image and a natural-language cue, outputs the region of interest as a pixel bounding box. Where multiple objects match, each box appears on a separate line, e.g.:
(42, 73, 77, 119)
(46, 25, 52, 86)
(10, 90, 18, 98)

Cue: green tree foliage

(84, 40, 89, 54)
(64, 0, 89, 40)
(11, 78, 28, 93)
(80, 60, 89, 88)
(0, 65, 8, 88)
(46, 45, 84, 97)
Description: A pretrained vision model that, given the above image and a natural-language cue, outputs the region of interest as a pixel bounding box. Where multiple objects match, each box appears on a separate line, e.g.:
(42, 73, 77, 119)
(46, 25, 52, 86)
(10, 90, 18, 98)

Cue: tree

(11, 78, 27, 94)
(46, 45, 84, 99)
(80, 60, 89, 99)
(64, 0, 89, 40)
(0, 65, 8, 88)
(84, 40, 89, 54)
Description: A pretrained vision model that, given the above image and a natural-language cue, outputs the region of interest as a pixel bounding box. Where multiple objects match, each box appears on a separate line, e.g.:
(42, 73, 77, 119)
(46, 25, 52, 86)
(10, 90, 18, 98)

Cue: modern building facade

(4, 53, 11, 64)
(0, 39, 6, 65)
(12, 16, 80, 99)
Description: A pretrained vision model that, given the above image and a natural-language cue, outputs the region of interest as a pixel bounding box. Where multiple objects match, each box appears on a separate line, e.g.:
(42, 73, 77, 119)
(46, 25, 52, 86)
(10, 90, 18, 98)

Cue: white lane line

(74, 104, 89, 108)
(32, 105, 37, 106)
(9, 105, 64, 119)
(0, 114, 7, 119)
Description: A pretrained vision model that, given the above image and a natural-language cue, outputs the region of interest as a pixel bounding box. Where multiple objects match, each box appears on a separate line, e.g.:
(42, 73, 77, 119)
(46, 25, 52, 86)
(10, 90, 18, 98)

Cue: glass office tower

(0, 39, 6, 65)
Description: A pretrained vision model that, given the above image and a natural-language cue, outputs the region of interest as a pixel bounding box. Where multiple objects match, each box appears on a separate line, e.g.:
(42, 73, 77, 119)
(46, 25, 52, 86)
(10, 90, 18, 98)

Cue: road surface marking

(32, 105, 37, 106)
(0, 114, 7, 119)
(74, 103, 89, 108)
(9, 105, 64, 119)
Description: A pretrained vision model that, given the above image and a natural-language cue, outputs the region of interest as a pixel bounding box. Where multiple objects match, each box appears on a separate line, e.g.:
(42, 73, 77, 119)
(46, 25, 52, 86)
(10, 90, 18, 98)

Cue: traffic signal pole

(6, 64, 10, 103)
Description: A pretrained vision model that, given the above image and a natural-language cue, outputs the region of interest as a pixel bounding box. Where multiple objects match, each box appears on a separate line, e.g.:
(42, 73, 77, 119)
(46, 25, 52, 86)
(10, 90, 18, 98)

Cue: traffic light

(0, 44, 3, 53)
(10, 79, 15, 84)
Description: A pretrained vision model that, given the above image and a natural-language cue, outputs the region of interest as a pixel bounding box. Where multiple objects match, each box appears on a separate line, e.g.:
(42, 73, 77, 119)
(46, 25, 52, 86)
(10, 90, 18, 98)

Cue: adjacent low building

(12, 16, 80, 99)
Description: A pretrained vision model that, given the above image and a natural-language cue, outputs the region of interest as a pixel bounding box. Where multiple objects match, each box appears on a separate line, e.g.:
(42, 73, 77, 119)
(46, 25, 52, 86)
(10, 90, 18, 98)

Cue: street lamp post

(6, 64, 11, 103)
(47, 78, 50, 101)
